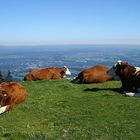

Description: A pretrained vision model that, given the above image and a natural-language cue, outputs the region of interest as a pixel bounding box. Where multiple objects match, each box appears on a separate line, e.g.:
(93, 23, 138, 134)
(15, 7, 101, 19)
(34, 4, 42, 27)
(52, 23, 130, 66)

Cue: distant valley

(0, 45, 140, 82)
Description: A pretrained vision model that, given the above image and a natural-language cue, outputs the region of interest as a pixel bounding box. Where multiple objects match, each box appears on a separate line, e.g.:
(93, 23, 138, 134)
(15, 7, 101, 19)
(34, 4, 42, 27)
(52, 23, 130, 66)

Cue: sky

(0, 0, 140, 45)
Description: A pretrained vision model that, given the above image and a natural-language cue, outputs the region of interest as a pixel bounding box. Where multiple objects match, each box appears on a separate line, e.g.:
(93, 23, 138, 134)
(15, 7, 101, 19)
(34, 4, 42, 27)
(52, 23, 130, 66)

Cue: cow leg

(121, 81, 134, 93)
(120, 86, 127, 94)
(0, 106, 7, 114)
(0, 105, 12, 115)
(121, 81, 128, 92)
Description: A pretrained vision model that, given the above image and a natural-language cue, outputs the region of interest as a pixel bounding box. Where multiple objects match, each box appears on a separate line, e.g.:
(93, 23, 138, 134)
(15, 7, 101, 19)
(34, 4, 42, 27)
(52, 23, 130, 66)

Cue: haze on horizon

(0, 0, 140, 46)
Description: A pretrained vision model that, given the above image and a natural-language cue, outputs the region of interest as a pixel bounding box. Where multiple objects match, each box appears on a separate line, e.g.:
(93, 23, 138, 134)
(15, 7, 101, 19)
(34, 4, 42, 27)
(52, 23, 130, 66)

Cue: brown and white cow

(24, 66, 71, 81)
(0, 82, 27, 114)
(108, 60, 140, 96)
(72, 65, 113, 83)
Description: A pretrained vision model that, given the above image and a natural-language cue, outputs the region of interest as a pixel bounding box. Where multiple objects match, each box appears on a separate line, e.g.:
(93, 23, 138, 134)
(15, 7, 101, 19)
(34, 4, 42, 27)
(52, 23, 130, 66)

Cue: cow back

(77, 65, 113, 83)
(24, 67, 66, 81)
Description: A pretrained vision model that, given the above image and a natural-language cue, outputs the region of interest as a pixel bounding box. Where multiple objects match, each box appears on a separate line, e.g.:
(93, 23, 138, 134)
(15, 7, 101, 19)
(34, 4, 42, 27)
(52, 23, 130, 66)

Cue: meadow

(0, 79, 140, 140)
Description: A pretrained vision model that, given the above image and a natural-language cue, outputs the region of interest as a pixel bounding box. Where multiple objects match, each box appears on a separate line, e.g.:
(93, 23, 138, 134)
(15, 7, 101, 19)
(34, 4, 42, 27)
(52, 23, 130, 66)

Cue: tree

(0, 71, 4, 83)
(6, 70, 13, 82)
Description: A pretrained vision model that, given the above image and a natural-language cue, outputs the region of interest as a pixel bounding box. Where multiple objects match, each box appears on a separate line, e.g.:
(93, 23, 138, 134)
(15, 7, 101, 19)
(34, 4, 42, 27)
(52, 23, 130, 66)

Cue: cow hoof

(124, 91, 135, 97)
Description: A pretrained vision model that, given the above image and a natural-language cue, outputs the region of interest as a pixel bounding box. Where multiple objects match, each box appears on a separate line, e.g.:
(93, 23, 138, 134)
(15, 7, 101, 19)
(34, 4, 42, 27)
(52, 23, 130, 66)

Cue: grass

(0, 79, 140, 140)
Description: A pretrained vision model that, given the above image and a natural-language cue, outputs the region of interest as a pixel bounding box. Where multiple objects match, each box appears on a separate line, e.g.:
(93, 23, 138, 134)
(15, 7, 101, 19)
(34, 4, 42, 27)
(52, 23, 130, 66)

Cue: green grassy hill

(0, 79, 140, 140)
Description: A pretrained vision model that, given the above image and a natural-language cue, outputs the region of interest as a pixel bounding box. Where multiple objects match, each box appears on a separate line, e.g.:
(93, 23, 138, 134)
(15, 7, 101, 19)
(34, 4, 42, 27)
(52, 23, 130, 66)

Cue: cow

(107, 60, 140, 96)
(24, 66, 71, 81)
(0, 82, 27, 114)
(72, 65, 113, 83)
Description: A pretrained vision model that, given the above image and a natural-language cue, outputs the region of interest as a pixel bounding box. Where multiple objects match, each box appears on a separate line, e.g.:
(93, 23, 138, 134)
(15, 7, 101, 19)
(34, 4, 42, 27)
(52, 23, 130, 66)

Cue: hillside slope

(0, 79, 140, 140)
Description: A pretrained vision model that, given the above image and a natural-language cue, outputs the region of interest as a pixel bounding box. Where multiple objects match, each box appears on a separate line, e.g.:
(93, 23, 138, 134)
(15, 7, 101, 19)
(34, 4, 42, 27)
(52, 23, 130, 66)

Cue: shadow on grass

(84, 87, 121, 94)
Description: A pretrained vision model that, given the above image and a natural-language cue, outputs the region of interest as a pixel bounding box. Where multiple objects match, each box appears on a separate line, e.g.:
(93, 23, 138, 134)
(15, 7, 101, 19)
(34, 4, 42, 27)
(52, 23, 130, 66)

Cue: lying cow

(24, 66, 71, 81)
(0, 82, 27, 114)
(108, 60, 140, 96)
(72, 65, 113, 83)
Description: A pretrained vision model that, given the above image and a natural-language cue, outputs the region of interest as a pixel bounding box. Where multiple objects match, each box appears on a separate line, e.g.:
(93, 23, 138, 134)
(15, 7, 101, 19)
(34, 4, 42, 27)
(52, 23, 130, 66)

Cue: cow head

(0, 88, 8, 114)
(63, 66, 71, 75)
(0, 89, 7, 99)
(107, 60, 128, 80)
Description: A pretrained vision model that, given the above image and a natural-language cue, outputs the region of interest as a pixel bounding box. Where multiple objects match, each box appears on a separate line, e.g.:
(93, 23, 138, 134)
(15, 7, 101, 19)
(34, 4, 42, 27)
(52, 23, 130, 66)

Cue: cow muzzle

(65, 68, 71, 75)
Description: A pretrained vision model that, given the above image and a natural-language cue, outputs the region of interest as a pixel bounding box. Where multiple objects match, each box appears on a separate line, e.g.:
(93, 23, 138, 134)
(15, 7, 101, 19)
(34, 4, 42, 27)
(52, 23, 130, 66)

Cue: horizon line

(0, 42, 140, 47)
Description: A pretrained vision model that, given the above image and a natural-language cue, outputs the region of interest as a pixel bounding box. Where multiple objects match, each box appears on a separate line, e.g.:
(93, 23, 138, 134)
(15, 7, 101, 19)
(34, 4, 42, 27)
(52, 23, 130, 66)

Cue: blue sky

(0, 0, 140, 45)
